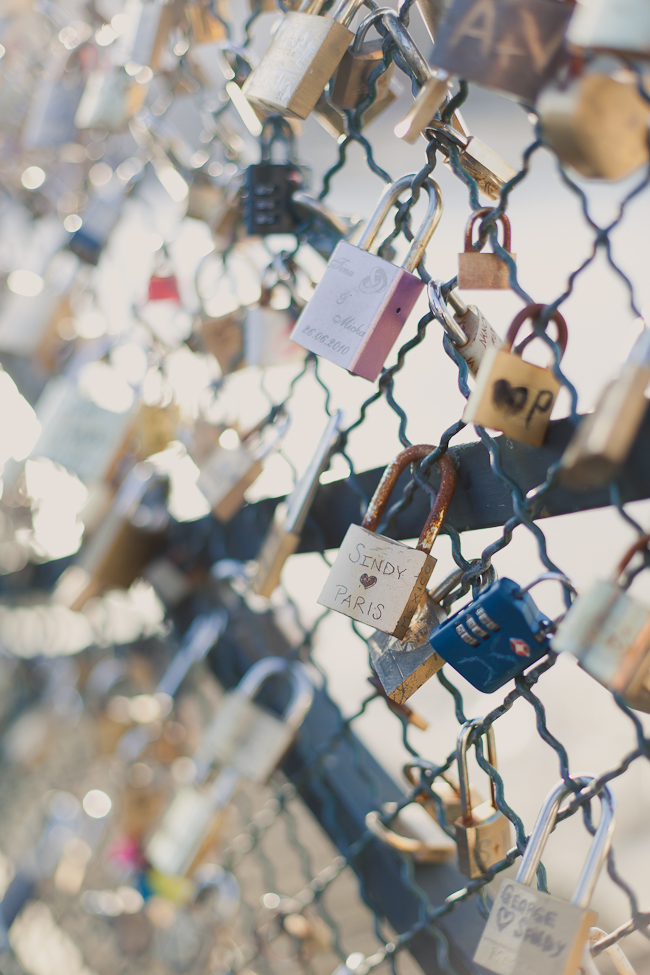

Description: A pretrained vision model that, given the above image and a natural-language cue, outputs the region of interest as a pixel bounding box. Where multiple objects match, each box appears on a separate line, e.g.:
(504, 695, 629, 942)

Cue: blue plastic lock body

(429, 578, 552, 693)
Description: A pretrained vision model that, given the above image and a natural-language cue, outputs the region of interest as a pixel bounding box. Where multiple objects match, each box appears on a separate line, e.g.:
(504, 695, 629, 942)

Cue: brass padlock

(199, 310, 245, 375)
(403, 761, 482, 830)
(454, 719, 511, 879)
(135, 402, 180, 460)
(329, 9, 395, 111)
(559, 327, 650, 491)
(463, 303, 568, 447)
(318, 445, 457, 639)
(394, 75, 450, 144)
(458, 209, 515, 290)
(426, 115, 518, 200)
(428, 280, 502, 377)
(538, 70, 650, 181)
(242, 0, 367, 120)
(185, 0, 227, 43)
(365, 801, 456, 863)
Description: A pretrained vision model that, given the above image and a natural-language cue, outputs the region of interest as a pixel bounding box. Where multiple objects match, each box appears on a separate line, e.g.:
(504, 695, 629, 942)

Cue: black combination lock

(244, 118, 308, 235)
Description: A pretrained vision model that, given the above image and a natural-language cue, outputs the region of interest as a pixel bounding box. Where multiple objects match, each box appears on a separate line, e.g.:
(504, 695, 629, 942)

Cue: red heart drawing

(360, 574, 377, 589)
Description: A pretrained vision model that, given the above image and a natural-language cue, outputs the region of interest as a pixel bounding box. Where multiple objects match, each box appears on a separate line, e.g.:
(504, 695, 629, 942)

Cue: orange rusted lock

(458, 209, 515, 290)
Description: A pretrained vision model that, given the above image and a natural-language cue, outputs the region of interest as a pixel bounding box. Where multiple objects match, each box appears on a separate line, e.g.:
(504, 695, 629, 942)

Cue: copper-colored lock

(329, 8, 395, 112)
(458, 209, 514, 290)
(200, 311, 245, 375)
(464, 303, 568, 447)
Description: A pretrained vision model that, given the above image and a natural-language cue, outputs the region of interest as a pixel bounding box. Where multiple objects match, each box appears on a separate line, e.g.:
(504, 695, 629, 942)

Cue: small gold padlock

(365, 801, 456, 863)
(458, 209, 515, 290)
(403, 761, 483, 830)
(200, 311, 245, 375)
(329, 9, 395, 111)
(463, 303, 568, 447)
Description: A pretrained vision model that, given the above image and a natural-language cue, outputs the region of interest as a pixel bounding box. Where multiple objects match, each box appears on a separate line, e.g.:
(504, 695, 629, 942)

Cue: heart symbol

(492, 379, 528, 416)
(360, 574, 377, 590)
(496, 906, 515, 932)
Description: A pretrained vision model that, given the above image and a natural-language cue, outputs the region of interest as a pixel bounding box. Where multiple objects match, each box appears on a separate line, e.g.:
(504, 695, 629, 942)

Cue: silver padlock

(455, 719, 511, 879)
(428, 280, 501, 377)
(244, 268, 307, 369)
(291, 175, 443, 381)
(474, 776, 616, 975)
(551, 536, 650, 713)
(567, 0, 650, 57)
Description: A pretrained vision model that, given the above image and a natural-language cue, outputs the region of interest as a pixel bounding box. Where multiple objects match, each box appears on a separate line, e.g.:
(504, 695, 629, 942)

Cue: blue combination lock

(429, 578, 552, 693)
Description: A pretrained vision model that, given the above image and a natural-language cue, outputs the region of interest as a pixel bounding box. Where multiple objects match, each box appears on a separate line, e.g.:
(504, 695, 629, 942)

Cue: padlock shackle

(515, 776, 616, 908)
(428, 280, 470, 348)
(361, 445, 457, 554)
(357, 175, 443, 274)
(329, 0, 369, 27)
(464, 208, 512, 254)
(505, 303, 568, 360)
(378, 10, 431, 86)
(615, 534, 650, 581)
(260, 116, 297, 164)
(456, 718, 498, 826)
(298, 0, 328, 14)
(517, 571, 577, 598)
(403, 760, 459, 797)
(235, 657, 314, 732)
(352, 7, 393, 53)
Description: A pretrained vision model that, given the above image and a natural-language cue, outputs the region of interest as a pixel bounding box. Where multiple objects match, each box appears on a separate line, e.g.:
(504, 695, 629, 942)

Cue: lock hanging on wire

(458, 209, 515, 290)
(365, 801, 456, 863)
(428, 280, 502, 377)
(329, 7, 396, 113)
(291, 174, 443, 381)
(403, 760, 483, 832)
(319, 445, 457, 638)
(243, 118, 308, 236)
(474, 776, 616, 975)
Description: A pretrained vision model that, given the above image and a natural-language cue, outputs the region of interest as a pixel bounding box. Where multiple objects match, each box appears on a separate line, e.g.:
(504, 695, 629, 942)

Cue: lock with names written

(428, 575, 559, 693)
(252, 410, 343, 597)
(463, 303, 568, 447)
(429, 0, 573, 103)
(458, 209, 515, 290)
(552, 537, 650, 713)
(474, 776, 616, 975)
(455, 719, 511, 877)
(146, 657, 314, 876)
(291, 174, 443, 381)
(559, 327, 650, 491)
(242, 0, 369, 120)
(428, 280, 502, 377)
(318, 445, 457, 638)
(243, 119, 307, 236)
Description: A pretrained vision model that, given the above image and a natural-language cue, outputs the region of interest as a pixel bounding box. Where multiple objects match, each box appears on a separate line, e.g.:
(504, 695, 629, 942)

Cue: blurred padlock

(428, 280, 502, 377)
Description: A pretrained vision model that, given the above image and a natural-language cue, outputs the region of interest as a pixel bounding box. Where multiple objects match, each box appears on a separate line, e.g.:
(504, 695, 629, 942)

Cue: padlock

(559, 328, 650, 491)
(186, 0, 227, 43)
(428, 280, 502, 377)
(474, 776, 616, 975)
(242, 0, 367, 120)
(368, 567, 463, 704)
(243, 119, 307, 236)
(428, 574, 557, 693)
(566, 0, 650, 57)
(538, 70, 650, 181)
(426, 114, 518, 201)
(585, 927, 638, 975)
(552, 537, 650, 713)
(244, 270, 307, 368)
(291, 175, 443, 381)
(403, 761, 482, 830)
(74, 67, 146, 131)
(367, 676, 429, 730)
(463, 303, 568, 447)
(394, 75, 451, 144)
(252, 410, 343, 597)
(365, 801, 456, 863)
(146, 658, 313, 876)
(318, 445, 457, 638)
(454, 719, 511, 878)
(200, 310, 245, 375)
(458, 209, 515, 290)
(135, 402, 180, 460)
(429, 0, 573, 103)
(329, 9, 395, 111)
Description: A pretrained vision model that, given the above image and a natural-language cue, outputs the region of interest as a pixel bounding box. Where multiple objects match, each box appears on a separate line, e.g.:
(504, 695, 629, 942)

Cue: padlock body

(330, 42, 394, 110)
(474, 878, 596, 975)
(197, 445, 262, 521)
(186, 1, 227, 43)
(369, 592, 446, 703)
(430, 578, 551, 693)
(242, 12, 354, 119)
(382, 802, 455, 863)
(567, 0, 650, 55)
(455, 305, 502, 377)
(552, 580, 650, 712)
(455, 801, 511, 877)
(245, 306, 306, 367)
(200, 312, 245, 374)
(445, 138, 517, 200)
(318, 524, 435, 638)
(244, 163, 304, 235)
(463, 347, 561, 447)
(251, 515, 300, 597)
(538, 74, 650, 181)
(458, 251, 515, 290)
(430, 0, 572, 102)
(198, 691, 295, 782)
(145, 786, 216, 876)
(290, 241, 424, 381)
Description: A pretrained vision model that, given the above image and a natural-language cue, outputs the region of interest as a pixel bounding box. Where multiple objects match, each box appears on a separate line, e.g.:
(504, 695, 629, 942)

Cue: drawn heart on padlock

(496, 907, 515, 932)
(359, 574, 377, 589)
(492, 379, 528, 416)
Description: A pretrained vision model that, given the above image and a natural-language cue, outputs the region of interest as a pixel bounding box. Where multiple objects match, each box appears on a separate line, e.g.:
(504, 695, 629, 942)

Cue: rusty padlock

(458, 209, 515, 290)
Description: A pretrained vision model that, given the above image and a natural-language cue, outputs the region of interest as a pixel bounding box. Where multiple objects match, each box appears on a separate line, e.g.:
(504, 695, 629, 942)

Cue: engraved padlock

(552, 536, 650, 713)
(291, 174, 443, 381)
(474, 776, 616, 975)
(242, 0, 368, 120)
(365, 801, 456, 863)
(329, 8, 396, 112)
(426, 114, 518, 201)
(429, 0, 573, 103)
(463, 303, 568, 447)
(454, 719, 511, 879)
(458, 209, 515, 290)
(559, 328, 650, 491)
(243, 118, 307, 236)
(428, 280, 502, 377)
(538, 69, 650, 181)
(566, 0, 650, 58)
(318, 445, 457, 638)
